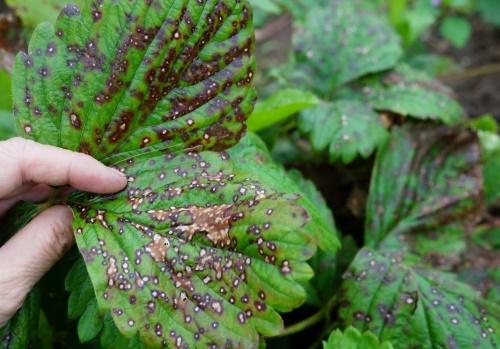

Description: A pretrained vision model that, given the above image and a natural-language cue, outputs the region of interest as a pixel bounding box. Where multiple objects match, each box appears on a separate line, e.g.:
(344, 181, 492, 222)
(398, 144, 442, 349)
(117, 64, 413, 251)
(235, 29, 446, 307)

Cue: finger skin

(0, 206, 74, 326)
(0, 185, 54, 217)
(0, 137, 127, 197)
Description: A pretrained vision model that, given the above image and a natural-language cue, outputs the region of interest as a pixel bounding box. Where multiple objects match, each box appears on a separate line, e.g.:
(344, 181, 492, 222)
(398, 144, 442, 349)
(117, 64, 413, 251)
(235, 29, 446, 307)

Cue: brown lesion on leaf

(107, 256, 118, 287)
(146, 233, 171, 262)
(149, 204, 233, 245)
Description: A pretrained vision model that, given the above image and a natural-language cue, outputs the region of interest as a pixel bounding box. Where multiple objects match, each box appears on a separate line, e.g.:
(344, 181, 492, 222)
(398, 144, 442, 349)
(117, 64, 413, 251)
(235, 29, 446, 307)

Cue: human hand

(0, 138, 127, 327)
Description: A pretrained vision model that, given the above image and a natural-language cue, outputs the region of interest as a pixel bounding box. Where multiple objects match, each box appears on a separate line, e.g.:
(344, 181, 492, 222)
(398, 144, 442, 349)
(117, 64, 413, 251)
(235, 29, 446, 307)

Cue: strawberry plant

(0, 0, 499, 348)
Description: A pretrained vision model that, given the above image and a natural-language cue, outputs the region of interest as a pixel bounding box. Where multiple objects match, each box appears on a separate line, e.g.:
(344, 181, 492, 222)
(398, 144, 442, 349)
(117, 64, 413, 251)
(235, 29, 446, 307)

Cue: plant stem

(439, 63, 500, 83)
(269, 296, 337, 338)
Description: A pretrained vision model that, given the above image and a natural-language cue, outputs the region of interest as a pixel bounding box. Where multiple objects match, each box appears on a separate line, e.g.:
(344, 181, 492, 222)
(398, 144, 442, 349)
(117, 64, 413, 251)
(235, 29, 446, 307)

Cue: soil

(432, 17, 500, 120)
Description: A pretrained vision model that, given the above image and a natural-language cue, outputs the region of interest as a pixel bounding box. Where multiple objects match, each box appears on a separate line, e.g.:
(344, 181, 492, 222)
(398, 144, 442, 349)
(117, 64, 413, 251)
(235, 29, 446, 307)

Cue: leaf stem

(269, 296, 337, 338)
(439, 63, 500, 83)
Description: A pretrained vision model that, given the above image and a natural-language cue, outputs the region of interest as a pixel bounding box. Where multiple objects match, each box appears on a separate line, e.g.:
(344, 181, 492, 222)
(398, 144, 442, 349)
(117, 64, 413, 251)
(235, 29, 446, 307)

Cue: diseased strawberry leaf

(13, 0, 256, 162)
(67, 133, 339, 348)
(339, 248, 500, 349)
(365, 124, 483, 250)
(323, 326, 394, 349)
(295, 0, 402, 95)
(10, 1, 340, 347)
(298, 100, 388, 164)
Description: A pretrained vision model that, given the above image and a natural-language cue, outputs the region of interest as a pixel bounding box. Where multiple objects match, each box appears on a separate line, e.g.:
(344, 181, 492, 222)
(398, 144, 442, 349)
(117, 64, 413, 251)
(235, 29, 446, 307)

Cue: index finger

(0, 138, 127, 198)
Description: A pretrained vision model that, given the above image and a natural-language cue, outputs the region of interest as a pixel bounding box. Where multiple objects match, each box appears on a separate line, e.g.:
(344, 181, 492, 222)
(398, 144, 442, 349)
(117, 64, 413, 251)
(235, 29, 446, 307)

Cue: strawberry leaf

(13, 0, 256, 161)
(67, 133, 339, 348)
(364, 65, 465, 124)
(365, 124, 483, 250)
(339, 248, 500, 349)
(295, 0, 402, 95)
(323, 326, 394, 349)
(298, 100, 388, 164)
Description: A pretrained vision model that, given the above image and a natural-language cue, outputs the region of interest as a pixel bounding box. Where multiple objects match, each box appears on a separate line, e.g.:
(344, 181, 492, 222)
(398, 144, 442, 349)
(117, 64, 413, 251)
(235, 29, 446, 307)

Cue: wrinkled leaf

(323, 326, 393, 349)
(13, 0, 256, 162)
(364, 65, 465, 124)
(69, 133, 338, 348)
(294, 0, 402, 95)
(299, 100, 388, 164)
(0, 289, 40, 349)
(248, 89, 319, 132)
(6, 0, 85, 27)
(339, 248, 500, 349)
(365, 124, 482, 249)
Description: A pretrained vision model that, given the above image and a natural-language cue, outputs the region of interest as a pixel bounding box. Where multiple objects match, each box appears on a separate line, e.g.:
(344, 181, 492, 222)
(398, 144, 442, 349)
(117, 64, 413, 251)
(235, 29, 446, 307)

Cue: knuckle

(41, 213, 73, 260)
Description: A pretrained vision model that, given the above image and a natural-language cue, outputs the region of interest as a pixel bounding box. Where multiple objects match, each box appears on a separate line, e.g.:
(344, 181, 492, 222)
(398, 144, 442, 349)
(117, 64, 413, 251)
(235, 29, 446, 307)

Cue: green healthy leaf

(68, 133, 338, 348)
(248, 89, 319, 132)
(0, 290, 40, 349)
(65, 257, 95, 320)
(478, 0, 500, 26)
(0, 111, 15, 141)
(479, 131, 500, 205)
(13, 0, 256, 162)
(78, 299, 104, 343)
(0, 70, 12, 110)
(299, 100, 388, 164)
(365, 124, 482, 249)
(439, 16, 471, 49)
(339, 248, 500, 349)
(295, 0, 402, 95)
(468, 114, 498, 133)
(397, 0, 439, 46)
(365, 65, 466, 124)
(248, 0, 281, 14)
(484, 154, 500, 205)
(323, 326, 394, 349)
(6, 0, 85, 27)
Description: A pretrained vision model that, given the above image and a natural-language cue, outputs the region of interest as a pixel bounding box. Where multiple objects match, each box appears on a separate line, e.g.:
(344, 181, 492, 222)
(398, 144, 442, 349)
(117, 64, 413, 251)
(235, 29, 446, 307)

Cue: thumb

(0, 206, 74, 326)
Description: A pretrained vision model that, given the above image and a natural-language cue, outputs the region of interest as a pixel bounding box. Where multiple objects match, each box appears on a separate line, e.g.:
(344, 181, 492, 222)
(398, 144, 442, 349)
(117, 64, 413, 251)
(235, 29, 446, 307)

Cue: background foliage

(0, 0, 499, 348)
